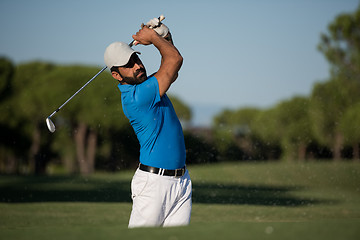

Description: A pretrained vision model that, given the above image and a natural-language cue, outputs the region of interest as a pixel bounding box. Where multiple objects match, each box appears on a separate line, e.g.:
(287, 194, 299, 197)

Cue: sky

(0, 0, 359, 126)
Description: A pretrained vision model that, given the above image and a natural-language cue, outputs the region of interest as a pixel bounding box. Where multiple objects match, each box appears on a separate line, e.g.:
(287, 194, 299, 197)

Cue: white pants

(128, 168, 192, 228)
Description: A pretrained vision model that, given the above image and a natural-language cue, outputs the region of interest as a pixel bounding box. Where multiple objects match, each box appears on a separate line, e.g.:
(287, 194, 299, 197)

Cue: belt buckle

(175, 168, 185, 177)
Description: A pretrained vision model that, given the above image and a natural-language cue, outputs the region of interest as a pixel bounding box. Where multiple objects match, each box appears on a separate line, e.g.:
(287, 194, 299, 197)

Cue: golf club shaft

(47, 40, 135, 119)
(48, 15, 165, 120)
(48, 66, 107, 118)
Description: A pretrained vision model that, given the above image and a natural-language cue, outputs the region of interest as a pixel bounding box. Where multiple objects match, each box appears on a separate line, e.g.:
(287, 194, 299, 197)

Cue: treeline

(0, 6, 359, 175)
(0, 59, 195, 175)
(211, 5, 360, 162)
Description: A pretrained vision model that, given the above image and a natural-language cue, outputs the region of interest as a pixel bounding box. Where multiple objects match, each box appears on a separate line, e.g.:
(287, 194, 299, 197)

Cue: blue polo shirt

(118, 76, 186, 170)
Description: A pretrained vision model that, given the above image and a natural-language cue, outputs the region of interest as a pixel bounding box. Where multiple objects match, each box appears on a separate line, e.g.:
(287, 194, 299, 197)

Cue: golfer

(104, 18, 192, 228)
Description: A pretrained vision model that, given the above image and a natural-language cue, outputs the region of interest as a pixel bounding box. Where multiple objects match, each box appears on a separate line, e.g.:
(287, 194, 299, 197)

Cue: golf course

(1, 1, 360, 239)
(1, 161, 359, 240)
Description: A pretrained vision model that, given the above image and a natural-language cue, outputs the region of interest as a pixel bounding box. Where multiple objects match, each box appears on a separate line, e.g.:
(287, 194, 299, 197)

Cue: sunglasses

(123, 54, 142, 68)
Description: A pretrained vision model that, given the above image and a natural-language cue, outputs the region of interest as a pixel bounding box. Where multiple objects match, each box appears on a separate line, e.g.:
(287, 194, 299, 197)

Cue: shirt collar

(118, 83, 132, 93)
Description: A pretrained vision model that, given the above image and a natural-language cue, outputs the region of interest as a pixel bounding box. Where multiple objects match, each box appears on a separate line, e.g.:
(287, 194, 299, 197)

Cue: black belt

(139, 163, 186, 177)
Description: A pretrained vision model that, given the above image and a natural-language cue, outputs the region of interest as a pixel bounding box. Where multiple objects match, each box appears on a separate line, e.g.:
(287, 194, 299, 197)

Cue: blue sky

(0, 0, 359, 126)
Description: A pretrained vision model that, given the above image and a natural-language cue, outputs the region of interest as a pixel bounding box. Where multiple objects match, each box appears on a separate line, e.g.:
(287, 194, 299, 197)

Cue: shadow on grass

(0, 175, 132, 203)
(0, 175, 329, 206)
(192, 182, 327, 206)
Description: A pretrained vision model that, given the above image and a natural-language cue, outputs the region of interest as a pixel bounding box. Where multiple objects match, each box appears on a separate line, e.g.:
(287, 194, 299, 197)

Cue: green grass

(0, 161, 359, 240)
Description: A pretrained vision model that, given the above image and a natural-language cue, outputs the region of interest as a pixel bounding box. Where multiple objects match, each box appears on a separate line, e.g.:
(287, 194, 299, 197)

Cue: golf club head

(46, 117, 56, 133)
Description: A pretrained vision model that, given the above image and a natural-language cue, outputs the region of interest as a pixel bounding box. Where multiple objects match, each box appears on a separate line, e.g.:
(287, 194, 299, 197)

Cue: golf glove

(146, 18, 169, 38)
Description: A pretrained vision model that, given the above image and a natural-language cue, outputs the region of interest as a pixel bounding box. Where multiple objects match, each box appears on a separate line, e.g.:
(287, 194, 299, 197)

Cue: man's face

(112, 53, 147, 85)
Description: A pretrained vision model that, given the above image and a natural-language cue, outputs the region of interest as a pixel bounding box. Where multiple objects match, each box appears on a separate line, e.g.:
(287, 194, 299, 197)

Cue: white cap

(104, 42, 140, 69)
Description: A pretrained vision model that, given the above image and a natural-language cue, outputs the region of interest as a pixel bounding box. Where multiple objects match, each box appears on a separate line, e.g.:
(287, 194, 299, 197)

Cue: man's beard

(121, 68, 147, 85)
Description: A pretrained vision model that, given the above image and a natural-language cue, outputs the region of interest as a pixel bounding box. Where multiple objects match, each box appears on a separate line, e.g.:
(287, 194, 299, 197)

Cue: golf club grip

(129, 15, 165, 47)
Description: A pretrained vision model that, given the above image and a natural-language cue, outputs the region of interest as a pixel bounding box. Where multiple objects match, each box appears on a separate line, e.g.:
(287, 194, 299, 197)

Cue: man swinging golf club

(104, 17, 192, 228)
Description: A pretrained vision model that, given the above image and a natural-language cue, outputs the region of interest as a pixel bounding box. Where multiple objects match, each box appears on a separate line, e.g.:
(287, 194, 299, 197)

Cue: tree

(0, 57, 14, 101)
(274, 96, 314, 161)
(10, 61, 57, 174)
(312, 5, 360, 160)
(251, 107, 282, 160)
(42, 65, 126, 175)
(233, 108, 261, 155)
(44, 66, 193, 174)
(318, 5, 360, 82)
(309, 78, 358, 160)
(0, 57, 29, 173)
(212, 109, 244, 160)
(212, 107, 282, 161)
(340, 102, 360, 160)
(1, 59, 193, 175)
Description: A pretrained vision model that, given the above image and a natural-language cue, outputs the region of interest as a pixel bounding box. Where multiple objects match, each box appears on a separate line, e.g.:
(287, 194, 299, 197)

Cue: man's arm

(162, 32, 179, 82)
(132, 27, 183, 97)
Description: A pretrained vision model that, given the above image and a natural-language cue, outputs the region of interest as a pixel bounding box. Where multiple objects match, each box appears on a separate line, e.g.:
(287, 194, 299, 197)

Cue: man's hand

(132, 26, 158, 46)
(133, 18, 182, 97)
(146, 17, 169, 38)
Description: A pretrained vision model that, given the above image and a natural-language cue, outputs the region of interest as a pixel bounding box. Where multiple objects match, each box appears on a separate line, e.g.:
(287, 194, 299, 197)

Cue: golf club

(46, 15, 165, 133)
